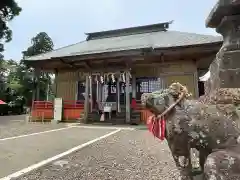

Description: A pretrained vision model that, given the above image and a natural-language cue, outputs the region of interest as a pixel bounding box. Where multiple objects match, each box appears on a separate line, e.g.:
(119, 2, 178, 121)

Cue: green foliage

(0, 0, 22, 54)
(22, 32, 54, 57)
(22, 32, 54, 105)
(0, 32, 54, 110)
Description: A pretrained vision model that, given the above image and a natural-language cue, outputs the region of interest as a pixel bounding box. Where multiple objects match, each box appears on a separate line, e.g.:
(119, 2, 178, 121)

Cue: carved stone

(206, 0, 240, 94)
(206, 0, 240, 28)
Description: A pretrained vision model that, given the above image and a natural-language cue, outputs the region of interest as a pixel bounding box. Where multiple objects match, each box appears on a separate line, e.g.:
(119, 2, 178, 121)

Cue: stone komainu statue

(141, 82, 240, 180)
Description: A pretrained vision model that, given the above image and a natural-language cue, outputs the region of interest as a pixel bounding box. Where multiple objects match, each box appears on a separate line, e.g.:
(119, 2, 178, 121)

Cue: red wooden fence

(31, 100, 84, 122)
(31, 100, 152, 123)
(63, 100, 84, 121)
(31, 101, 54, 121)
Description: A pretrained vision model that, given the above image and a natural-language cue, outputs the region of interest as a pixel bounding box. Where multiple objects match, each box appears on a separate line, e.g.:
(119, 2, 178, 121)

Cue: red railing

(30, 99, 152, 123)
(31, 100, 85, 122)
(63, 100, 84, 121)
(31, 101, 54, 121)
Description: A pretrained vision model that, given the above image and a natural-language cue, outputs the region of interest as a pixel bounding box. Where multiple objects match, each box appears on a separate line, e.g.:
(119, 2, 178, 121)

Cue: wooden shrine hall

(25, 21, 223, 124)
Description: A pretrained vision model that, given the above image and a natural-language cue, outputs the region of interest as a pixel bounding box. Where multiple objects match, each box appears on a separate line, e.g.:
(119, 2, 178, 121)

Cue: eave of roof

(24, 25, 223, 62)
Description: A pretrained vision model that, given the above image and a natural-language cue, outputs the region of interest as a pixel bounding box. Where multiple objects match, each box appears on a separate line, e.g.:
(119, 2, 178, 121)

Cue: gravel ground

(16, 129, 181, 180)
(0, 127, 113, 178)
(0, 121, 67, 139)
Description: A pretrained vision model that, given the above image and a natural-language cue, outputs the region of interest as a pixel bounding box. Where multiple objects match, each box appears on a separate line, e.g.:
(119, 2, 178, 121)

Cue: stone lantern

(205, 0, 240, 103)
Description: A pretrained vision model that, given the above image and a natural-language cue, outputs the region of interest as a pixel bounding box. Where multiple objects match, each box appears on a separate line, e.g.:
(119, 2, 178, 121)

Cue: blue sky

(4, 0, 218, 60)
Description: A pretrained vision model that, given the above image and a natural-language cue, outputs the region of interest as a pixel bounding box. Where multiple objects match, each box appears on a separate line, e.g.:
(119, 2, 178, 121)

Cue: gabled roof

(25, 22, 223, 61)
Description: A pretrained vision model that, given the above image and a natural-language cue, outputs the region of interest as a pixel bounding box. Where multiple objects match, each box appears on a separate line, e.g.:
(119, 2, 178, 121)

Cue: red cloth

(131, 98, 137, 109)
(147, 115, 166, 140)
(0, 100, 6, 104)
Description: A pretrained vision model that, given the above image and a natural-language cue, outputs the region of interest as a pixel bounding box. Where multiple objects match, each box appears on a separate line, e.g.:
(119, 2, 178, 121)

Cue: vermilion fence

(63, 100, 84, 121)
(31, 101, 54, 121)
(31, 100, 151, 123)
(30, 100, 84, 122)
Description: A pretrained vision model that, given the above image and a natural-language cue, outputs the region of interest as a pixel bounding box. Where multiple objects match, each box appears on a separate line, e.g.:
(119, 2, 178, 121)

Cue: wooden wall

(54, 71, 84, 100)
(54, 60, 199, 100)
(134, 60, 198, 98)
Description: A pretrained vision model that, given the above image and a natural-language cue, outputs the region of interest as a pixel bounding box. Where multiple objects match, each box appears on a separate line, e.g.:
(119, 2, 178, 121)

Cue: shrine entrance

(77, 72, 165, 124)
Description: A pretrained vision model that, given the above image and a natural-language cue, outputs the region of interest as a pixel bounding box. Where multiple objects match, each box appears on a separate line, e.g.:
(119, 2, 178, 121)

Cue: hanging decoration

(128, 71, 132, 79)
(91, 71, 132, 84)
(94, 75, 98, 83)
(122, 73, 126, 83)
(100, 75, 104, 84)
(111, 74, 115, 83)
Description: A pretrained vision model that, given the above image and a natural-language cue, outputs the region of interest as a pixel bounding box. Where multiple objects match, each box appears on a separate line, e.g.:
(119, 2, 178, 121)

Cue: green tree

(22, 32, 54, 104)
(0, 0, 21, 106)
(22, 32, 54, 57)
(0, 0, 22, 54)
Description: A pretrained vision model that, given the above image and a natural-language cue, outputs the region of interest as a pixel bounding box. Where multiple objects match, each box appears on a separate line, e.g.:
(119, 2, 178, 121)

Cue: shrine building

(25, 22, 222, 124)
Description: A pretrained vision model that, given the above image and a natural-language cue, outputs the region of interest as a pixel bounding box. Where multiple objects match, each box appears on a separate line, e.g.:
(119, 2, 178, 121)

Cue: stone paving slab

(0, 127, 113, 179)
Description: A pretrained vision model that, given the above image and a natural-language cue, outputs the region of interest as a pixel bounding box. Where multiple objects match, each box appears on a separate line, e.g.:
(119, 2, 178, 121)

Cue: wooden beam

(60, 59, 78, 69)
(82, 61, 91, 70)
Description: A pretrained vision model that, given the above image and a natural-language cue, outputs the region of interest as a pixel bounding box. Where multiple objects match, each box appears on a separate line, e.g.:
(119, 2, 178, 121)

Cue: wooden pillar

(35, 69, 40, 101)
(194, 71, 199, 98)
(132, 74, 136, 99)
(96, 80, 99, 102)
(89, 74, 93, 112)
(54, 69, 59, 98)
(32, 71, 36, 102)
(84, 74, 90, 123)
(99, 83, 102, 102)
(125, 71, 131, 123)
(99, 73, 103, 102)
(116, 78, 121, 113)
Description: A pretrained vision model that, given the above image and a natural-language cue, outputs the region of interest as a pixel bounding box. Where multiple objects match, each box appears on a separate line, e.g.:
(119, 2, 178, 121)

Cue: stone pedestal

(206, 1, 240, 99)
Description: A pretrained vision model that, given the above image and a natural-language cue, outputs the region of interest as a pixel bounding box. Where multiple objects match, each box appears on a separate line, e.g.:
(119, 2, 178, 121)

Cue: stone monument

(205, 0, 240, 103)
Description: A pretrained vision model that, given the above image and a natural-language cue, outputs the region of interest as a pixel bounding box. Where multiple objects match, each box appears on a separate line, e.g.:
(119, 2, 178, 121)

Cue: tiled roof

(25, 24, 223, 61)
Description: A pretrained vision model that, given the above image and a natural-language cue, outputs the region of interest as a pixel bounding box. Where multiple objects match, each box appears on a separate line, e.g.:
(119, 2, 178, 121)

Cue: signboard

(54, 98, 63, 122)
(104, 106, 112, 112)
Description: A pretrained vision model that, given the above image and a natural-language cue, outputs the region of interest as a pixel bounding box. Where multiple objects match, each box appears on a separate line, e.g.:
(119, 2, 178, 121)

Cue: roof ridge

(86, 21, 172, 35)
(86, 21, 172, 40)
